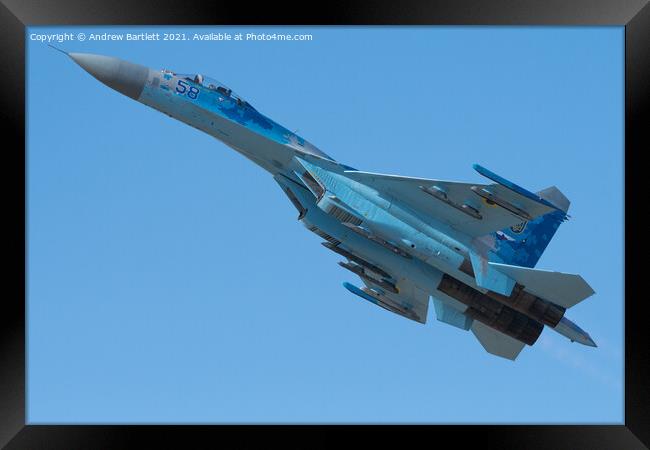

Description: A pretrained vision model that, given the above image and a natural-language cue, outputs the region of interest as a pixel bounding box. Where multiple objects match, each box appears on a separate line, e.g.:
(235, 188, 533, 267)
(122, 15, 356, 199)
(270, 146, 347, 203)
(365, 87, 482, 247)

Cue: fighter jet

(60, 49, 597, 360)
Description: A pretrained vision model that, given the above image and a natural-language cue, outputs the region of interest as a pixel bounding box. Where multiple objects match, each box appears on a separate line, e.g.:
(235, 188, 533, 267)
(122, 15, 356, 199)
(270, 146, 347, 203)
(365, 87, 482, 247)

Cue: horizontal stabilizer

(489, 262, 595, 308)
(432, 298, 473, 330)
(471, 321, 526, 360)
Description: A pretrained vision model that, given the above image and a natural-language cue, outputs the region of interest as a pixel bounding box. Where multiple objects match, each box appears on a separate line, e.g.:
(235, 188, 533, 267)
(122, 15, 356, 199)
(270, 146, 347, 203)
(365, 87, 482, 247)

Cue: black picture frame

(2, 1, 647, 448)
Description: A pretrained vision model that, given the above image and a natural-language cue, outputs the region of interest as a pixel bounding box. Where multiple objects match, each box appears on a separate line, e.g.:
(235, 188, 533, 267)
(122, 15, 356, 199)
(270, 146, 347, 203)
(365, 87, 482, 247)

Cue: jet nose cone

(69, 52, 148, 100)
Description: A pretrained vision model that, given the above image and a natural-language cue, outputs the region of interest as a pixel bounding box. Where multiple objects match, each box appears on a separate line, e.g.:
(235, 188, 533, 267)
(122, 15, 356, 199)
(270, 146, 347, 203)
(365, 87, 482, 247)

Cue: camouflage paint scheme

(67, 51, 597, 360)
(488, 210, 567, 268)
(139, 69, 332, 173)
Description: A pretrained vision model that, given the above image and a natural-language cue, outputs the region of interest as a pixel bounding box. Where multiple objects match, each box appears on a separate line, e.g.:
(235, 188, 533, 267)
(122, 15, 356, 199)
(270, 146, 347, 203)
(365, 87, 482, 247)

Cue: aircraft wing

(343, 168, 561, 238)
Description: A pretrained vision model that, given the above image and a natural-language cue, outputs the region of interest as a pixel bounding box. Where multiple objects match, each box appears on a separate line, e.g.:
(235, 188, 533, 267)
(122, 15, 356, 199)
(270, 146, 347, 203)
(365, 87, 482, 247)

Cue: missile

(342, 281, 385, 306)
(419, 185, 483, 220)
(470, 185, 533, 221)
(321, 242, 392, 279)
(338, 261, 399, 294)
(473, 163, 561, 212)
(341, 222, 412, 258)
(342, 282, 419, 321)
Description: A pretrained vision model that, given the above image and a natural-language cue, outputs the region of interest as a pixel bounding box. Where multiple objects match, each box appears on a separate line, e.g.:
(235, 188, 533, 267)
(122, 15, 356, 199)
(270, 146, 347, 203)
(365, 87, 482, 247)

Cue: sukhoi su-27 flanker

(61, 49, 597, 360)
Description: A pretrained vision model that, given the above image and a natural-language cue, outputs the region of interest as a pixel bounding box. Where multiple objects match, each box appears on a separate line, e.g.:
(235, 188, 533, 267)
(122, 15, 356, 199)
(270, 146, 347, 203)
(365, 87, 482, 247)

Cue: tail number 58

(176, 80, 199, 99)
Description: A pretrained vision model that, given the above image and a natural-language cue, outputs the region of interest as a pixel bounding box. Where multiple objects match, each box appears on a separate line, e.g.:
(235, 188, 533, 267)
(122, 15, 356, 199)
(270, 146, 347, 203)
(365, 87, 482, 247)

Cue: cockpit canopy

(173, 72, 255, 109)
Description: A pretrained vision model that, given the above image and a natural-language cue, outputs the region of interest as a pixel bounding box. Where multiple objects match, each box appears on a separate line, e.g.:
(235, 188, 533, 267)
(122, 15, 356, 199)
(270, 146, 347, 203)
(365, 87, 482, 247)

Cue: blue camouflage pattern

(488, 209, 566, 268)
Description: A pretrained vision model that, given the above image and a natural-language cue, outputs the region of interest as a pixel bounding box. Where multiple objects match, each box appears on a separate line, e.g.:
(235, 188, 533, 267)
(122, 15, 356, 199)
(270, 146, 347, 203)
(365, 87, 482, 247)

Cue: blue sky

(27, 26, 624, 423)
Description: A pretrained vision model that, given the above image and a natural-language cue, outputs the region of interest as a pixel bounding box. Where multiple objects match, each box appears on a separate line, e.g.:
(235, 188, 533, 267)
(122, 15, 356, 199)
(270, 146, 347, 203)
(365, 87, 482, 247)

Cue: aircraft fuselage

(62, 51, 597, 358)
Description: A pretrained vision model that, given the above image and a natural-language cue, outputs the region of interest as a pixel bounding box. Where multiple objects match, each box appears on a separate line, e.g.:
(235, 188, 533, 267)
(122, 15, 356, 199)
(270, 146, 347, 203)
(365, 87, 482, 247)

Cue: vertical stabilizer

(488, 186, 570, 268)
